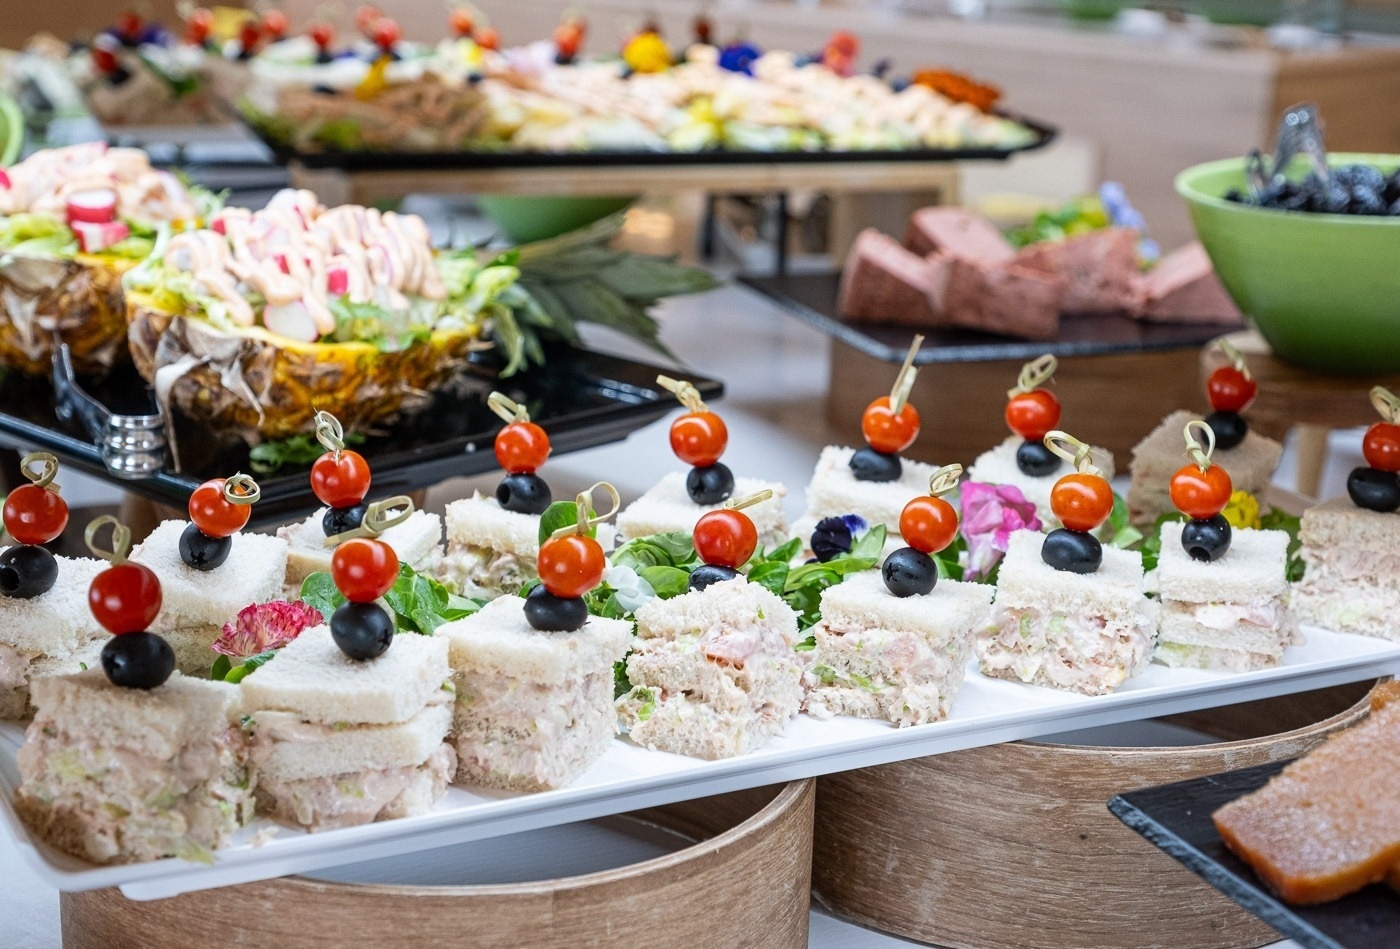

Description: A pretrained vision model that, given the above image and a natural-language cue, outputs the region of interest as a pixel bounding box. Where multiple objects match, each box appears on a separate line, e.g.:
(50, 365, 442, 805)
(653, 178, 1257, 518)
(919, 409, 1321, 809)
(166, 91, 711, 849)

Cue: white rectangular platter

(3, 623, 1397, 900)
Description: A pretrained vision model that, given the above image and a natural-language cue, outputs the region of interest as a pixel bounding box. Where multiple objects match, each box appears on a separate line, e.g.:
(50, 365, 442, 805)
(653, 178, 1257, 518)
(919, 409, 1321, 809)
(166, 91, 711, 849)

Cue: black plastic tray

(741, 272, 1237, 364)
(0, 348, 720, 529)
(1109, 762, 1400, 949)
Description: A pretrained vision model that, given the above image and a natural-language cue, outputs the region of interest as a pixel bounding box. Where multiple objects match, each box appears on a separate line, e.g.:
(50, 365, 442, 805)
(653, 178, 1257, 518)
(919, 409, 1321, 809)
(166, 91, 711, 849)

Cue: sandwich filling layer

(977, 605, 1156, 695)
(256, 743, 456, 833)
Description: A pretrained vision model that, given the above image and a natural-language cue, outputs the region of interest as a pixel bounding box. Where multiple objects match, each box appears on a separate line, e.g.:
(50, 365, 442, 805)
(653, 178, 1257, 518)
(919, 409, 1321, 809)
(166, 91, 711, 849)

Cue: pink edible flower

(960, 481, 1042, 580)
(213, 600, 323, 658)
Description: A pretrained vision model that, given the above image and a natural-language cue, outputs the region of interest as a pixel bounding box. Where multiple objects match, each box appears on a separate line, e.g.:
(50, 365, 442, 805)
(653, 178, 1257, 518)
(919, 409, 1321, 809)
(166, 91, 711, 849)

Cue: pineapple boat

(123, 189, 716, 443)
(0, 143, 219, 375)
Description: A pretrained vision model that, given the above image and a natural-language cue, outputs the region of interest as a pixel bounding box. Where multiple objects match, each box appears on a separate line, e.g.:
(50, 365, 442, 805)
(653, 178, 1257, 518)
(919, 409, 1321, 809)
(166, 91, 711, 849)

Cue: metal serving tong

(51, 342, 167, 479)
(1245, 103, 1329, 201)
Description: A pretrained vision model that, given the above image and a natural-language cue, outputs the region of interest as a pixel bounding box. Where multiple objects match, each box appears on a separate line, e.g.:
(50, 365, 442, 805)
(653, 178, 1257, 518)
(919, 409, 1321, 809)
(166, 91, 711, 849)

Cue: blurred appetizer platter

(4, 361, 1400, 901)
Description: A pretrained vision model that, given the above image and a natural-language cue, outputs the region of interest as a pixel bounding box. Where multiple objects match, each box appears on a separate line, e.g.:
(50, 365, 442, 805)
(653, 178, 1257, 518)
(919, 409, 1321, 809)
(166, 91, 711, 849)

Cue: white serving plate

(3, 623, 1397, 900)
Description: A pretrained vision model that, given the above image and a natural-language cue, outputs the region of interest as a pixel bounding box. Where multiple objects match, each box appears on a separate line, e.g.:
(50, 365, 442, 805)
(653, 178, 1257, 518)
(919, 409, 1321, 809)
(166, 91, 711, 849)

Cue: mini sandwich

(1129, 411, 1282, 524)
(617, 471, 788, 547)
(976, 529, 1156, 695)
(1155, 520, 1298, 671)
(440, 594, 631, 790)
(966, 436, 1115, 527)
(804, 571, 993, 726)
(0, 554, 106, 720)
(278, 508, 442, 594)
(438, 494, 541, 601)
(791, 445, 946, 554)
(619, 577, 802, 759)
(1290, 496, 1400, 640)
(239, 625, 455, 832)
(16, 670, 253, 865)
(131, 520, 289, 675)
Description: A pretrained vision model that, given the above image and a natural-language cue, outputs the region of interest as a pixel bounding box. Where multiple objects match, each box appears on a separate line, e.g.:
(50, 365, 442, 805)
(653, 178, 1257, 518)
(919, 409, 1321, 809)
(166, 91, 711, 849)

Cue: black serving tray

(741, 272, 1238, 364)
(1109, 762, 1400, 949)
(244, 114, 1056, 171)
(0, 347, 720, 529)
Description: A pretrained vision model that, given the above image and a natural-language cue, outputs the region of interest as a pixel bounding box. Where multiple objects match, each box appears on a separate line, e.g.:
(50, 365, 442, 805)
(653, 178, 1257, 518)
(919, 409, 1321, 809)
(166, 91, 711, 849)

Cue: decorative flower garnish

(1221, 490, 1262, 530)
(605, 565, 656, 614)
(214, 600, 323, 658)
(1098, 181, 1159, 263)
(811, 514, 869, 563)
(960, 482, 1042, 580)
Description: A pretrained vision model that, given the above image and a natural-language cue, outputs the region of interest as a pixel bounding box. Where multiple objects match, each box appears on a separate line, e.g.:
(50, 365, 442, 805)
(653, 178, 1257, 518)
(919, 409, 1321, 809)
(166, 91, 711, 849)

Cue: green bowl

(476, 195, 636, 245)
(1176, 154, 1400, 374)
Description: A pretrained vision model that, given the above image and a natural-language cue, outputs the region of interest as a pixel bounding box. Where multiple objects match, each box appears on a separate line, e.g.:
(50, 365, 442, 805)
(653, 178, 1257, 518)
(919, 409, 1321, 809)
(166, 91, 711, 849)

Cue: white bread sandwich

(439, 594, 631, 791)
(976, 530, 1157, 695)
(438, 493, 542, 601)
(239, 624, 455, 832)
(278, 507, 443, 595)
(1154, 520, 1298, 672)
(0, 553, 107, 720)
(15, 670, 253, 865)
(130, 520, 289, 675)
(1291, 496, 1400, 640)
(1129, 411, 1282, 525)
(791, 445, 947, 557)
(967, 436, 1116, 528)
(617, 472, 788, 548)
(804, 571, 993, 726)
(618, 577, 802, 759)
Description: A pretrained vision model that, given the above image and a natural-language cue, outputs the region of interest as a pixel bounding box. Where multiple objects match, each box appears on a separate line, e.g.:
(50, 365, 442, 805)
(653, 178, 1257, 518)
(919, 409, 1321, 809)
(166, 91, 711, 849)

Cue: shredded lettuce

(0, 213, 77, 257)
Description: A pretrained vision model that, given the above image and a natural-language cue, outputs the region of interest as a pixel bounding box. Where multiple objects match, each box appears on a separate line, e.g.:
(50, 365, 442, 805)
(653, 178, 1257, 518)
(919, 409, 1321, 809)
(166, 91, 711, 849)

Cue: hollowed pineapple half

(0, 254, 137, 376)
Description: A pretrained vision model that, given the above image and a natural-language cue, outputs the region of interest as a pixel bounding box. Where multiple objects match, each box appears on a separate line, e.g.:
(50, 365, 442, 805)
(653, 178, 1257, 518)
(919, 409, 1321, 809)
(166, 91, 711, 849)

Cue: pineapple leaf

(596, 254, 721, 300)
(516, 279, 582, 344)
(490, 306, 528, 376)
(512, 212, 627, 266)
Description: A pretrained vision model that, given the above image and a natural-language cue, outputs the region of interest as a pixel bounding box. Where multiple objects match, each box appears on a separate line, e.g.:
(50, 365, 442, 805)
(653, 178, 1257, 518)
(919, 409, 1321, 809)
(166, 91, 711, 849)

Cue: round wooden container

(62, 781, 813, 949)
(812, 681, 1379, 949)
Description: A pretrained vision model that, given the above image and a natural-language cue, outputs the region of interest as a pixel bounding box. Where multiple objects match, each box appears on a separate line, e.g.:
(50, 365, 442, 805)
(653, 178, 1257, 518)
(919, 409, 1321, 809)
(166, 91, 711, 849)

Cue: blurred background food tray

(1110, 762, 1400, 949)
(0, 347, 721, 528)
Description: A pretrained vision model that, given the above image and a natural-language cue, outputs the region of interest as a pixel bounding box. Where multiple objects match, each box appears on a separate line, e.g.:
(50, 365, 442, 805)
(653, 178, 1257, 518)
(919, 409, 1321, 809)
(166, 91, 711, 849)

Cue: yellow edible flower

(354, 56, 391, 101)
(623, 32, 672, 74)
(1221, 490, 1261, 530)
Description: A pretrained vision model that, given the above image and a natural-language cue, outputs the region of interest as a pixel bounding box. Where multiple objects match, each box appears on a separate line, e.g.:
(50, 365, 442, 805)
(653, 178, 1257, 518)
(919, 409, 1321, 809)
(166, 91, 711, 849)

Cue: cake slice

(1290, 496, 1400, 639)
(803, 571, 993, 726)
(792, 445, 944, 556)
(239, 625, 455, 831)
(619, 577, 802, 759)
(975, 530, 1156, 695)
(967, 435, 1116, 528)
(1154, 521, 1298, 672)
(15, 670, 253, 865)
(278, 508, 443, 594)
(0, 553, 106, 720)
(131, 520, 289, 675)
(1128, 410, 1282, 525)
(617, 471, 787, 548)
(439, 595, 632, 790)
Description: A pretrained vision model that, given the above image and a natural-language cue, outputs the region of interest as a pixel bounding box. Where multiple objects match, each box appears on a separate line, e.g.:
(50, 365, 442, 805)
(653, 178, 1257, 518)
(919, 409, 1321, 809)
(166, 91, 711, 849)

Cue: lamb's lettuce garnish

(249, 430, 367, 474)
(300, 563, 481, 635)
(211, 649, 276, 683)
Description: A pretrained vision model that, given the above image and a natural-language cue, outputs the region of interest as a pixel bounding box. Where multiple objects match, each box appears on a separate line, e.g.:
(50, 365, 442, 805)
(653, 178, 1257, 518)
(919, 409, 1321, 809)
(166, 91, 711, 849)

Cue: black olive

(1347, 466, 1400, 514)
(323, 503, 369, 537)
(330, 601, 395, 660)
(686, 462, 735, 505)
(179, 523, 231, 572)
(101, 632, 175, 690)
(1181, 515, 1233, 562)
(689, 564, 740, 592)
(1041, 528, 1103, 574)
(496, 473, 552, 515)
(523, 585, 589, 631)
(1205, 410, 1247, 451)
(848, 447, 902, 483)
(882, 546, 936, 597)
(0, 545, 58, 599)
(1015, 440, 1061, 477)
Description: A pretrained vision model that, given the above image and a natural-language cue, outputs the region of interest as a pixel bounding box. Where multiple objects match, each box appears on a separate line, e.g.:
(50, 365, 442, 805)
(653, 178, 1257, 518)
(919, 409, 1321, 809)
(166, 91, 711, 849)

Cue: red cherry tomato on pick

(1050, 473, 1114, 532)
(2, 485, 70, 545)
(1005, 389, 1061, 441)
(188, 478, 251, 539)
(1363, 422, 1400, 473)
(89, 563, 162, 635)
(1170, 463, 1234, 521)
(495, 421, 551, 474)
(693, 509, 758, 569)
(1207, 366, 1257, 414)
(538, 534, 606, 598)
(899, 495, 958, 555)
(332, 538, 399, 603)
(861, 397, 920, 454)
(670, 411, 728, 467)
(311, 450, 372, 508)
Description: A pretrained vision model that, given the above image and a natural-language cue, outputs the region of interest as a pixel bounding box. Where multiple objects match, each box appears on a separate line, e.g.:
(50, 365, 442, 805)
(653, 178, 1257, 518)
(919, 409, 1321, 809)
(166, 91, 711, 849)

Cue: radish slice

(66, 188, 119, 225)
(72, 221, 131, 254)
(211, 217, 227, 235)
(262, 300, 320, 343)
(0, 169, 10, 190)
(326, 266, 349, 296)
(273, 252, 291, 274)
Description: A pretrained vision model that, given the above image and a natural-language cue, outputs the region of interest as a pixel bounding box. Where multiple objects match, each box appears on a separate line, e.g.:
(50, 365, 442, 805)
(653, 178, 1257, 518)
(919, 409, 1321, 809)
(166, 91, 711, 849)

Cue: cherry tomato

(861, 397, 920, 455)
(475, 25, 501, 50)
(1363, 421, 1400, 473)
(371, 17, 401, 51)
(332, 538, 399, 603)
(355, 5, 383, 35)
(538, 534, 606, 598)
(899, 496, 958, 555)
(262, 10, 290, 39)
(1207, 366, 1257, 413)
(91, 46, 120, 73)
(117, 11, 143, 41)
(1169, 463, 1234, 520)
(187, 9, 214, 45)
(1005, 389, 1061, 441)
(1050, 473, 1114, 532)
(89, 563, 162, 635)
(2, 484, 70, 546)
(670, 412, 728, 467)
(187, 478, 250, 539)
(308, 21, 336, 49)
(693, 510, 758, 569)
(311, 450, 372, 508)
(449, 9, 474, 37)
(495, 421, 551, 474)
